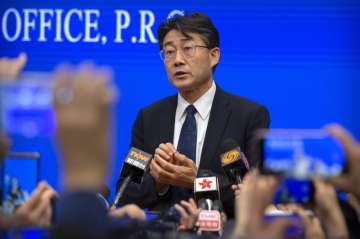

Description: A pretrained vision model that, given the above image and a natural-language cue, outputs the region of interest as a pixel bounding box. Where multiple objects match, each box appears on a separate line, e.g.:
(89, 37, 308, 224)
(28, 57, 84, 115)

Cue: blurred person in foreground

(0, 54, 202, 237)
(230, 122, 360, 239)
(231, 171, 349, 239)
(50, 64, 151, 238)
(326, 124, 360, 206)
(0, 55, 145, 233)
(0, 53, 27, 80)
(0, 53, 58, 230)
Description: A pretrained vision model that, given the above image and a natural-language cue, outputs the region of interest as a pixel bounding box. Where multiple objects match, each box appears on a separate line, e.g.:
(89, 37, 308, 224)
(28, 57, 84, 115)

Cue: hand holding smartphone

(257, 129, 346, 205)
(1, 152, 39, 215)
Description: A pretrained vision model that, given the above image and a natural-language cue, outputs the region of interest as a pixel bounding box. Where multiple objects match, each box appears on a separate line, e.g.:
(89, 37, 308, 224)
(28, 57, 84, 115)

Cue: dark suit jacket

(117, 86, 270, 218)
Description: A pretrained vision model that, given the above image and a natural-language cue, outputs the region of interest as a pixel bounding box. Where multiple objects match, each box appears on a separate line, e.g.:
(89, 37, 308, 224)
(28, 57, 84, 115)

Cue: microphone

(194, 170, 222, 235)
(212, 200, 227, 227)
(198, 199, 223, 212)
(197, 198, 223, 235)
(212, 200, 223, 212)
(193, 170, 220, 204)
(197, 198, 210, 210)
(220, 138, 250, 184)
(111, 147, 152, 208)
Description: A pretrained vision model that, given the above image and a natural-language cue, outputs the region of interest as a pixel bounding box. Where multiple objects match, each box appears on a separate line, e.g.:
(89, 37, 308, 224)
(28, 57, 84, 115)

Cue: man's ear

(209, 47, 220, 68)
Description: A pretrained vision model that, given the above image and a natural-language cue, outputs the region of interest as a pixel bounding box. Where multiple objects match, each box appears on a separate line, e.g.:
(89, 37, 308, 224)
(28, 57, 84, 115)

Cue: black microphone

(111, 147, 152, 208)
(197, 198, 210, 210)
(213, 199, 227, 227)
(194, 171, 222, 235)
(212, 200, 223, 212)
(198, 199, 223, 213)
(193, 170, 220, 204)
(220, 138, 250, 184)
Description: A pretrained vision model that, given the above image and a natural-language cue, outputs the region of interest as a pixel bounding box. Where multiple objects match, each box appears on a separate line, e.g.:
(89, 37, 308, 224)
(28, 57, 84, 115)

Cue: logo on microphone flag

(195, 176, 217, 192)
(220, 148, 241, 166)
(197, 210, 221, 231)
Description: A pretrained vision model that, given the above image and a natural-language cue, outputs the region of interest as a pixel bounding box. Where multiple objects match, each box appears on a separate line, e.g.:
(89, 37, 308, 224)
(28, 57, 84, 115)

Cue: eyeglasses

(160, 44, 209, 61)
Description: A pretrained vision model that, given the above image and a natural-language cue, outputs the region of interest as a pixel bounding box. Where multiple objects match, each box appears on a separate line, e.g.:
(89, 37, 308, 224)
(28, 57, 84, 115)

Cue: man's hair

(157, 12, 220, 71)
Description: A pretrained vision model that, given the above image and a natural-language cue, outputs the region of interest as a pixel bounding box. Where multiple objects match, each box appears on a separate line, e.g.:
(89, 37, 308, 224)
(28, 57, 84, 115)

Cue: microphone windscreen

(220, 138, 239, 154)
(198, 198, 209, 210)
(212, 200, 223, 212)
(197, 169, 214, 178)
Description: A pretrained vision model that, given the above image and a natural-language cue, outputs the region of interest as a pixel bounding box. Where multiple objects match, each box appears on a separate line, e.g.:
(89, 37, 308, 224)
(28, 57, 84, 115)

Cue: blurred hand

(54, 63, 115, 191)
(347, 193, 360, 223)
(174, 198, 201, 231)
(233, 170, 295, 239)
(326, 124, 360, 200)
(231, 183, 247, 200)
(0, 53, 27, 80)
(313, 178, 348, 239)
(0, 134, 10, 161)
(150, 146, 197, 189)
(109, 204, 146, 221)
(291, 206, 326, 239)
(5, 181, 58, 229)
(232, 182, 283, 214)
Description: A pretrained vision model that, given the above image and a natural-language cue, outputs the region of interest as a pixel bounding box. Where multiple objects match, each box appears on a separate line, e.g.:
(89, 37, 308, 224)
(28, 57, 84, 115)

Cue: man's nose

(173, 49, 186, 66)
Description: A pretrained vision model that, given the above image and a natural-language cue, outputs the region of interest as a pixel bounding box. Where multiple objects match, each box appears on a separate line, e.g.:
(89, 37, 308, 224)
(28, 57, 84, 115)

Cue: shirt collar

(176, 81, 216, 121)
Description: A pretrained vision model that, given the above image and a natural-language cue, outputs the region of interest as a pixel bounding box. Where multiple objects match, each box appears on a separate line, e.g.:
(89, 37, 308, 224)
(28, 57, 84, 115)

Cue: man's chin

(171, 79, 194, 91)
(174, 83, 194, 93)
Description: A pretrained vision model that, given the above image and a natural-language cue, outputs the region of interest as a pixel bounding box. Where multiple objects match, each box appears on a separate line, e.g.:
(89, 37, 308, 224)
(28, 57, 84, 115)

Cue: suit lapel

(200, 87, 231, 169)
(158, 95, 177, 144)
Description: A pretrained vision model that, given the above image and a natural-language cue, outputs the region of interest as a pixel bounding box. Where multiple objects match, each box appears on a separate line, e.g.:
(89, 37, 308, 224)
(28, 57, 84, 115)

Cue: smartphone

(1, 154, 39, 215)
(0, 72, 55, 138)
(258, 129, 346, 179)
(273, 178, 314, 205)
(264, 211, 305, 238)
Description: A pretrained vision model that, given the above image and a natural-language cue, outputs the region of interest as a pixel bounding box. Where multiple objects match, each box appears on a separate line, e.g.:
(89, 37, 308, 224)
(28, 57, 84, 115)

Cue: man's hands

(150, 143, 198, 189)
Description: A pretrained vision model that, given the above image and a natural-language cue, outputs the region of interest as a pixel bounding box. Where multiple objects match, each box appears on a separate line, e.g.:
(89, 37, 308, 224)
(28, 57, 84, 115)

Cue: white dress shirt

(173, 81, 216, 166)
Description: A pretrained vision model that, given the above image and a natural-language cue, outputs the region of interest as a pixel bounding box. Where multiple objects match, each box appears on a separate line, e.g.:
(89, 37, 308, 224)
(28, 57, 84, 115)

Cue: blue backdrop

(1, 0, 359, 199)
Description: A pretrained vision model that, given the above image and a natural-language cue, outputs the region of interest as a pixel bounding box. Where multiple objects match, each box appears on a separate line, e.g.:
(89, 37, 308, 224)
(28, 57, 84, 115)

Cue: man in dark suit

(117, 12, 270, 218)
